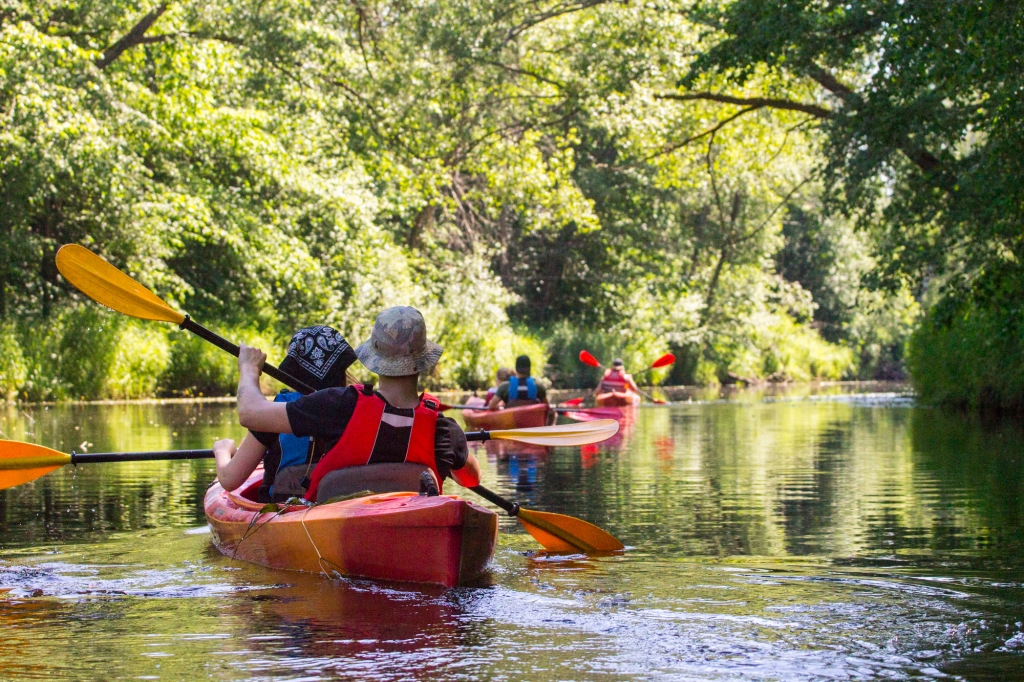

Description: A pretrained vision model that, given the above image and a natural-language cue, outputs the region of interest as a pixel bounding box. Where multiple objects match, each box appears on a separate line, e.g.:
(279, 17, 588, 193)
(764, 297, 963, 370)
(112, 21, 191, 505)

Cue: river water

(1, 385, 1023, 680)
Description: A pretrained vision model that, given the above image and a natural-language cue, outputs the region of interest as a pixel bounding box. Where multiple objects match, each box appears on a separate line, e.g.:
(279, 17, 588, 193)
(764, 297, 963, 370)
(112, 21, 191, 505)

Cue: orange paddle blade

(56, 245, 185, 324)
(0, 441, 72, 489)
(650, 353, 675, 369)
(517, 507, 624, 552)
(579, 350, 602, 368)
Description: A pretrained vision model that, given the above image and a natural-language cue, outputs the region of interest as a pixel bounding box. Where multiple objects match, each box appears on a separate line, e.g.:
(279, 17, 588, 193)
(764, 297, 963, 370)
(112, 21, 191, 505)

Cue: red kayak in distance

(595, 390, 642, 407)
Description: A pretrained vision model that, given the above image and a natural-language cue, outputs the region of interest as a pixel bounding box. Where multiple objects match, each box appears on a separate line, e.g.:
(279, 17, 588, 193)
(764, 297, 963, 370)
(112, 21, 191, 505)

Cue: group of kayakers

(480, 355, 641, 409)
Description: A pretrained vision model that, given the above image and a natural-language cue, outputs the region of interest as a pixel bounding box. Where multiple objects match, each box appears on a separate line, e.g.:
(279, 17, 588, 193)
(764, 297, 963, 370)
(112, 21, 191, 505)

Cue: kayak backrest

(316, 463, 432, 503)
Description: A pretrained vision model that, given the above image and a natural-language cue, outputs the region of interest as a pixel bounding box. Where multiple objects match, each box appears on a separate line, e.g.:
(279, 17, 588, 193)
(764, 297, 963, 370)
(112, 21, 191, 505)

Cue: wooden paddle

(580, 350, 673, 404)
(55, 244, 324, 394)
(0, 425, 624, 553)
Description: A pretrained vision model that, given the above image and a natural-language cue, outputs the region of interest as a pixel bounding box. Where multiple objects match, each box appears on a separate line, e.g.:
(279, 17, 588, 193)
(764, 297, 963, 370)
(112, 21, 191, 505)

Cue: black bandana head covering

(279, 325, 356, 391)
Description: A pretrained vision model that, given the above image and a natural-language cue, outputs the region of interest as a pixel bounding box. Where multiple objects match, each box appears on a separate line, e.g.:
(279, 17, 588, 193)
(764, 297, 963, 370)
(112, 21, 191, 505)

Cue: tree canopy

(1, 0, 1017, 405)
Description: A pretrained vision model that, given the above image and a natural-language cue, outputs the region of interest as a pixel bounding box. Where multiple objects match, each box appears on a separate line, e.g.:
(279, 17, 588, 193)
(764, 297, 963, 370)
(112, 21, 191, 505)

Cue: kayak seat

(272, 465, 311, 500)
(316, 463, 432, 503)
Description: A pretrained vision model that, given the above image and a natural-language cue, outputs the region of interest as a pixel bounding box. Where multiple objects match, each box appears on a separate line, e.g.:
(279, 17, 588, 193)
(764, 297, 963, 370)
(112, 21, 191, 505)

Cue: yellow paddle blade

(517, 507, 625, 552)
(0, 441, 71, 490)
(488, 419, 619, 446)
(56, 244, 185, 324)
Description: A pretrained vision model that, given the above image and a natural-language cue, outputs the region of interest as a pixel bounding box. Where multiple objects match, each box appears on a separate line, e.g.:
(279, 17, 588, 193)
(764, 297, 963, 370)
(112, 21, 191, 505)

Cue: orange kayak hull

(462, 402, 551, 430)
(205, 474, 498, 587)
(595, 390, 641, 407)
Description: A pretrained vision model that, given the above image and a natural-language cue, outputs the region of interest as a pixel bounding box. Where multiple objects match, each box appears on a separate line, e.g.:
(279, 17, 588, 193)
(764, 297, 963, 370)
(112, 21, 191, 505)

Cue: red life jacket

(600, 368, 628, 393)
(304, 385, 442, 501)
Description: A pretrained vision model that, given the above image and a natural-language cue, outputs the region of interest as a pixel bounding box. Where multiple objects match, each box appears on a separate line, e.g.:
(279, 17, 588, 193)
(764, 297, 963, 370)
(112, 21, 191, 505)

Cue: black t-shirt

(275, 386, 468, 479)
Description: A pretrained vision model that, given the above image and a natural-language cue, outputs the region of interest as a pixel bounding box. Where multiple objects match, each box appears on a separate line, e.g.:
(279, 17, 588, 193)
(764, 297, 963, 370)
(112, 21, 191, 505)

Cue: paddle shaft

(68, 431, 496, 463)
(71, 449, 214, 464)
(468, 484, 519, 516)
(179, 316, 317, 395)
(61, 449, 538, 520)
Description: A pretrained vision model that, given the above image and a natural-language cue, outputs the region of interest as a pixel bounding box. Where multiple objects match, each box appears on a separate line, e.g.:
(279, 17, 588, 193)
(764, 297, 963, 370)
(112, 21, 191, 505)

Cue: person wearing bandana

(213, 325, 357, 501)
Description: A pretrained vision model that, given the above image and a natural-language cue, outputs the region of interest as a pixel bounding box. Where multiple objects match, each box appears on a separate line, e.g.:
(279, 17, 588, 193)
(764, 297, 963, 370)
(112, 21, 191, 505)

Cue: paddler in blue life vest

(213, 325, 357, 502)
(218, 306, 482, 502)
(487, 355, 550, 410)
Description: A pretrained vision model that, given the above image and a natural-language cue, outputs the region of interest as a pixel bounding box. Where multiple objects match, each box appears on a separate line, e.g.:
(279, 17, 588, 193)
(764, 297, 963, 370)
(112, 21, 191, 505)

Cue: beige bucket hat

(355, 306, 443, 377)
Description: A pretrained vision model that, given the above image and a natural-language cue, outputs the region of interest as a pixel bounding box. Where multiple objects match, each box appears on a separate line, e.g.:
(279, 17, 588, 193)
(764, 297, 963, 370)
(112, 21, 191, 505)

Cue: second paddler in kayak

(215, 306, 482, 502)
(212, 324, 356, 501)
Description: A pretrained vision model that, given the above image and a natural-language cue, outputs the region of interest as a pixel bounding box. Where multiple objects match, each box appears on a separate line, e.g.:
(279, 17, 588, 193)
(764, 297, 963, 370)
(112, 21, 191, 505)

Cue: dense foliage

(683, 0, 1024, 407)
(3, 0, 1013, 403)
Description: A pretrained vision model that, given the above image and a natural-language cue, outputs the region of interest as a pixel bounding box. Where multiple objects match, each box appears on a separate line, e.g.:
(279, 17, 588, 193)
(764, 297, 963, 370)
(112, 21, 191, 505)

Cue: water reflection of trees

(3, 400, 1021, 561)
(0, 402, 243, 546)
(532, 404, 1024, 560)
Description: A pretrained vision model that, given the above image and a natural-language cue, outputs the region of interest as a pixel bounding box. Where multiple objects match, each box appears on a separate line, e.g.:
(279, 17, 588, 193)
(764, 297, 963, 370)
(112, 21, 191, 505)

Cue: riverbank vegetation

(1, 1, 1018, 405)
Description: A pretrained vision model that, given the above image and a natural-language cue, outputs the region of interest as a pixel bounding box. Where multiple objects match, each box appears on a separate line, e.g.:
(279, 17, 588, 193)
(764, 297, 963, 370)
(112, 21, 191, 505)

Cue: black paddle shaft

(65, 449, 523, 519)
(179, 315, 317, 394)
(469, 484, 520, 516)
(70, 449, 214, 464)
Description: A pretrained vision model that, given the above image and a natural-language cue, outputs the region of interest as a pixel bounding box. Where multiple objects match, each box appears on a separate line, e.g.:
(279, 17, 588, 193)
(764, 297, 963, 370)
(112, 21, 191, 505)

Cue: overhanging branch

(656, 92, 832, 119)
(96, 3, 168, 69)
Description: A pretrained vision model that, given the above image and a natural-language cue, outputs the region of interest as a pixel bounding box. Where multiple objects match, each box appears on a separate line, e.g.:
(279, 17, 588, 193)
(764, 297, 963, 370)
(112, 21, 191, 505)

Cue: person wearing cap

(487, 355, 549, 410)
(595, 358, 640, 399)
(213, 325, 357, 500)
(228, 306, 482, 501)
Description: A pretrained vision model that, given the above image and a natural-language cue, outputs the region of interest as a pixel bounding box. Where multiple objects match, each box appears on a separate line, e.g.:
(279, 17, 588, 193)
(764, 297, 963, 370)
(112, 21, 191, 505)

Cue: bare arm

(236, 343, 292, 434)
(626, 373, 641, 393)
(451, 453, 482, 488)
(487, 394, 503, 410)
(213, 433, 267, 491)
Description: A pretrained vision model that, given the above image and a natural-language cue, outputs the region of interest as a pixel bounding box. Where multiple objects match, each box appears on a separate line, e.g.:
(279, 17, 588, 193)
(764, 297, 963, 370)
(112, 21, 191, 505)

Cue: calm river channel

(1, 385, 1023, 680)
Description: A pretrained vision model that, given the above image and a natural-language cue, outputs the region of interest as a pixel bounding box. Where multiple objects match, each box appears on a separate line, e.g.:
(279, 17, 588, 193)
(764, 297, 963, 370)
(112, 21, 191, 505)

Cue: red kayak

(461, 402, 552, 430)
(205, 470, 498, 587)
(595, 390, 641, 407)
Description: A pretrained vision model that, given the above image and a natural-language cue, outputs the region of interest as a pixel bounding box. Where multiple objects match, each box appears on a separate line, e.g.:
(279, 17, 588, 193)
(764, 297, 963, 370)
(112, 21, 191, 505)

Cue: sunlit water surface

(2, 386, 1023, 680)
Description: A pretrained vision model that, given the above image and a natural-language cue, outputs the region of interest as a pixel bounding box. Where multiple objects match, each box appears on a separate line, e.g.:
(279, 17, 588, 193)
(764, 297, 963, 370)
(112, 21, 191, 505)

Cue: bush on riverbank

(908, 298, 1024, 412)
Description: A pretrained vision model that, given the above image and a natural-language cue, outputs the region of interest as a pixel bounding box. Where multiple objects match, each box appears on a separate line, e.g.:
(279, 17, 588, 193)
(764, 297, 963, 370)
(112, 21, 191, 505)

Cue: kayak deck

(205, 473, 498, 587)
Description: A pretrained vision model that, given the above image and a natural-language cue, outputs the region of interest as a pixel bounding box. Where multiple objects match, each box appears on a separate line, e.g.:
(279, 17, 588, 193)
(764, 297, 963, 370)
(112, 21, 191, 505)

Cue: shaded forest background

(0, 1, 1020, 409)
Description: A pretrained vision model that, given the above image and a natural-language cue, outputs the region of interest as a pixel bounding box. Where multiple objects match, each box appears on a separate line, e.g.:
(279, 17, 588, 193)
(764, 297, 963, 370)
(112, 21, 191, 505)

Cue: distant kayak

(595, 390, 641, 407)
(205, 471, 498, 587)
(462, 402, 552, 430)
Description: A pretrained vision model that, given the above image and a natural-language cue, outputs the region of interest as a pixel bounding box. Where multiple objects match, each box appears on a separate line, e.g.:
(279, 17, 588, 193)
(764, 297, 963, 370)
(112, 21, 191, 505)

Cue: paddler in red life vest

(487, 355, 554, 423)
(222, 306, 482, 502)
(595, 358, 641, 398)
(212, 325, 357, 501)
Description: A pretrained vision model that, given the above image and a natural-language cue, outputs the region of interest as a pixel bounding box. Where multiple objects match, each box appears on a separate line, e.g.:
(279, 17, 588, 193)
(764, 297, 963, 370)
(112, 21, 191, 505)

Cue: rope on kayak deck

(300, 506, 345, 579)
